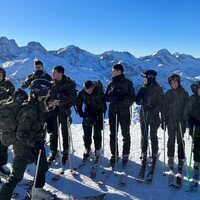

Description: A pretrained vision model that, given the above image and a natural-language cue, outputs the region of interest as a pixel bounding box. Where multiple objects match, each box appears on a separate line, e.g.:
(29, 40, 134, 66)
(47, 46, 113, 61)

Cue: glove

(78, 111, 88, 118)
(32, 140, 45, 156)
(34, 140, 46, 151)
(84, 115, 97, 126)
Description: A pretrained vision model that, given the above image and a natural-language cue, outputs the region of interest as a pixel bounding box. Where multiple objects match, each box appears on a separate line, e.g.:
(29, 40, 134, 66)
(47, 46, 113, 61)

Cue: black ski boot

(62, 150, 69, 165)
(110, 155, 119, 168)
(94, 150, 100, 164)
(138, 154, 147, 180)
(83, 149, 91, 162)
(48, 151, 58, 166)
(122, 155, 129, 168)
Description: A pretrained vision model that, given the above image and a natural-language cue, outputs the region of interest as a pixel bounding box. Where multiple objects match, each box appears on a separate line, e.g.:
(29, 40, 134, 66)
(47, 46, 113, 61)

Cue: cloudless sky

(0, 0, 200, 57)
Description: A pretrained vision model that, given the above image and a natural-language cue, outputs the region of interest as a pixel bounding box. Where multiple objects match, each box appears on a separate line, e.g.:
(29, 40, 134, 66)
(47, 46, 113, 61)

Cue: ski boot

(190, 165, 199, 192)
(122, 155, 129, 168)
(110, 155, 119, 168)
(47, 150, 58, 166)
(94, 150, 100, 164)
(62, 150, 69, 165)
(83, 149, 91, 163)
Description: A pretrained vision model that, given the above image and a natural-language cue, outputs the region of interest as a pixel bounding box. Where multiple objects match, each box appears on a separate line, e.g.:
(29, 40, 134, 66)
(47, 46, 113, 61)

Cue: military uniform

(106, 74, 135, 162)
(0, 79, 15, 101)
(48, 75, 76, 161)
(0, 98, 48, 200)
(76, 81, 106, 157)
(163, 85, 189, 171)
(136, 79, 163, 159)
(0, 68, 15, 176)
(21, 70, 55, 138)
(21, 71, 52, 89)
(184, 92, 200, 174)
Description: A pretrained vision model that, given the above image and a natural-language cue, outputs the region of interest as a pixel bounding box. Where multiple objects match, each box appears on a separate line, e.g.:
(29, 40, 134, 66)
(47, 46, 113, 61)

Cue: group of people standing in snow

(0, 60, 199, 199)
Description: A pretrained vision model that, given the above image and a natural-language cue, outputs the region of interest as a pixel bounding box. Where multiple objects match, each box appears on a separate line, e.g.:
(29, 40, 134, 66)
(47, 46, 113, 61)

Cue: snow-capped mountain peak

(0, 37, 199, 94)
(0, 37, 20, 59)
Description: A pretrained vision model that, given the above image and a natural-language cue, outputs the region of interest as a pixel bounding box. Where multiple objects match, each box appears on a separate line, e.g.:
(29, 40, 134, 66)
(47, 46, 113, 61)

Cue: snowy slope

(2, 120, 199, 200)
(0, 36, 200, 199)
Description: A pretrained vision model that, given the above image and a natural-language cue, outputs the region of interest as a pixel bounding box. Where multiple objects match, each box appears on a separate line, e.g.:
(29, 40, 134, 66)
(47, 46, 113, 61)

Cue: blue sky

(0, 0, 200, 57)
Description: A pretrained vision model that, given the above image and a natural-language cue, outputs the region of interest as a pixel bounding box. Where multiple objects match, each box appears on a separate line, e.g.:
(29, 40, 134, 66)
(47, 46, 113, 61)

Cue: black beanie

(113, 64, 124, 73)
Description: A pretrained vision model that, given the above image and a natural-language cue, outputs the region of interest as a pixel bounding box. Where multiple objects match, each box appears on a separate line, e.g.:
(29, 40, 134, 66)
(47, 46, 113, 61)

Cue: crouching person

(0, 79, 53, 200)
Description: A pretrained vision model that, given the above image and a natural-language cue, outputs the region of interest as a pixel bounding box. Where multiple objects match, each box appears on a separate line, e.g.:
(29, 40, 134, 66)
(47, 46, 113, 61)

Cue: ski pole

(31, 149, 42, 200)
(163, 121, 166, 170)
(67, 117, 73, 172)
(57, 116, 64, 174)
(101, 113, 105, 172)
(179, 122, 188, 176)
(186, 125, 195, 191)
(114, 114, 118, 172)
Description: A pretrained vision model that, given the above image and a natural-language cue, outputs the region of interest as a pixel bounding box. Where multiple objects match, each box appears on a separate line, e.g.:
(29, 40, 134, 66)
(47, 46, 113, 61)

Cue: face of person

(35, 64, 43, 71)
(84, 86, 95, 95)
(112, 69, 122, 77)
(0, 72, 3, 81)
(170, 80, 179, 90)
(143, 77, 148, 85)
(52, 69, 62, 81)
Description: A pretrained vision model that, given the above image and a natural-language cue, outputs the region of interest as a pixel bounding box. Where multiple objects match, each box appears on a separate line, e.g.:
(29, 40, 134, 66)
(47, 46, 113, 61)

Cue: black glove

(34, 140, 46, 151)
(84, 115, 97, 126)
(78, 111, 88, 118)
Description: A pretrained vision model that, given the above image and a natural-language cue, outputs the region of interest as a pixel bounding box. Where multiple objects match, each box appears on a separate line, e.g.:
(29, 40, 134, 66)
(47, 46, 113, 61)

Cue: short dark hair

(53, 66, 64, 74)
(83, 80, 93, 89)
(34, 60, 43, 66)
(113, 64, 124, 73)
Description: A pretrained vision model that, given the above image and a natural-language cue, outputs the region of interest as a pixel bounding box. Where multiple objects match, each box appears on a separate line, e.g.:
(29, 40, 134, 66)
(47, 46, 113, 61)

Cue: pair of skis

(167, 170, 182, 189)
(137, 159, 157, 184)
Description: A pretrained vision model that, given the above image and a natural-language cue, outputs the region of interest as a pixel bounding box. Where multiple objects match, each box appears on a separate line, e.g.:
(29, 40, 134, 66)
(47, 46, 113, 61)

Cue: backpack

(0, 100, 21, 147)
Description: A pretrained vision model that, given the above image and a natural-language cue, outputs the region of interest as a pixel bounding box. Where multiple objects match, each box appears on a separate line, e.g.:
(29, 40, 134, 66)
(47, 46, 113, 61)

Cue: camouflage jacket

(76, 81, 106, 117)
(14, 98, 45, 160)
(0, 79, 15, 101)
(163, 85, 189, 130)
(21, 71, 52, 89)
(184, 94, 200, 137)
(105, 74, 135, 115)
(49, 75, 77, 113)
(136, 82, 163, 124)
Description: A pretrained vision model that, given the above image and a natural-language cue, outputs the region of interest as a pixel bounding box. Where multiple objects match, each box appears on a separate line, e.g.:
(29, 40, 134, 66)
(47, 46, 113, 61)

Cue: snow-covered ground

(2, 113, 199, 200)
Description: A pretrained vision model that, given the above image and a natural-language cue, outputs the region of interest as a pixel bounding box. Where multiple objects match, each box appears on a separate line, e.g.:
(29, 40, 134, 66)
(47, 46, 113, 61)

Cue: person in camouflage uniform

(136, 70, 163, 164)
(184, 81, 200, 182)
(0, 67, 15, 177)
(163, 74, 189, 173)
(105, 64, 135, 167)
(76, 80, 106, 162)
(46, 66, 77, 164)
(0, 89, 28, 178)
(21, 60, 52, 89)
(21, 60, 58, 163)
(0, 68, 15, 101)
(0, 79, 54, 200)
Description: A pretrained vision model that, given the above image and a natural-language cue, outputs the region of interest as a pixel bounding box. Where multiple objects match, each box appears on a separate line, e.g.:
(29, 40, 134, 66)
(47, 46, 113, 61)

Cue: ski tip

(98, 181, 104, 185)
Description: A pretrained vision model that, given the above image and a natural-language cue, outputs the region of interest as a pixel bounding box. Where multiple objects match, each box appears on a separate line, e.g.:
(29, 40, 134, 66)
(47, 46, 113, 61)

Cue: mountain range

(0, 36, 200, 93)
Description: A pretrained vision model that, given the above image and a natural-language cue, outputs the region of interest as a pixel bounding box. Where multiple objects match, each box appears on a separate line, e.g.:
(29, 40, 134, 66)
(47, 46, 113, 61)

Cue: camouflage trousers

(0, 149, 48, 200)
